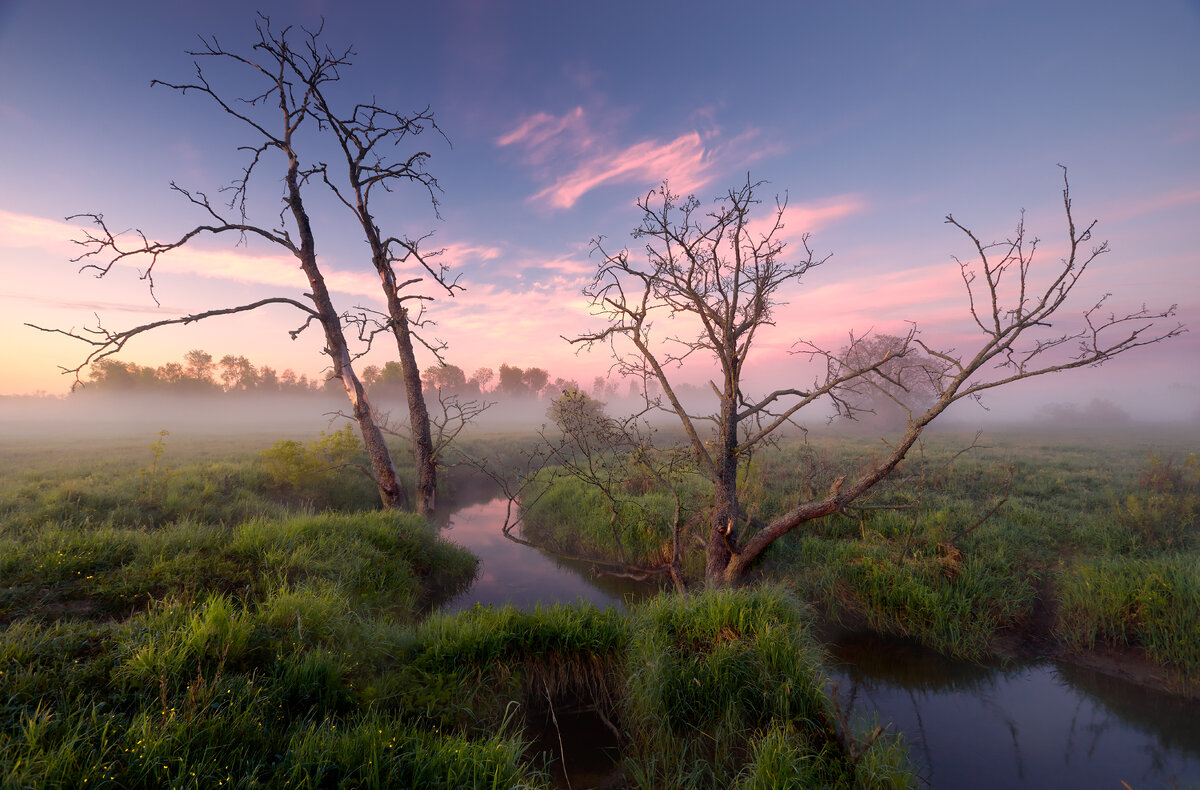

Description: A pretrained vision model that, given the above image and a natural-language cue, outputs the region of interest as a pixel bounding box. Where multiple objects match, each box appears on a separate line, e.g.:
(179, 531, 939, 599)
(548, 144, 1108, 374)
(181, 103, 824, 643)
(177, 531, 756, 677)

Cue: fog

(3, 385, 1197, 448)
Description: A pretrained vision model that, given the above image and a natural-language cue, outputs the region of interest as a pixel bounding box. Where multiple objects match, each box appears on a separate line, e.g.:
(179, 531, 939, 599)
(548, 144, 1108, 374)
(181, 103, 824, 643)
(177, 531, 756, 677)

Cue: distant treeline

(79, 351, 641, 402)
(80, 351, 335, 395)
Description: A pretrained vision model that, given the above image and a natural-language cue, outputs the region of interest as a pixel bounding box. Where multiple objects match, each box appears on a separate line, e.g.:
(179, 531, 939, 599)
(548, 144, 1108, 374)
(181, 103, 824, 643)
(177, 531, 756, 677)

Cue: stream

(437, 496, 1200, 788)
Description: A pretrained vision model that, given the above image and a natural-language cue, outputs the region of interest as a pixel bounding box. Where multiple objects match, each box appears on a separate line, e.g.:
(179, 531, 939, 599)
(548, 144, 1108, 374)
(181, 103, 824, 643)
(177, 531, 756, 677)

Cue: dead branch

(27, 298, 319, 388)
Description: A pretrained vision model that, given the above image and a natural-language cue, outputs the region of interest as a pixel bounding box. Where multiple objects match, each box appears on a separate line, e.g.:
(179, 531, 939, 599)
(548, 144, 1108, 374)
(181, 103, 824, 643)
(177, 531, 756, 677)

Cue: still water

(437, 496, 651, 614)
(829, 633, 1200, 788)
(439, 496, 1200, 788)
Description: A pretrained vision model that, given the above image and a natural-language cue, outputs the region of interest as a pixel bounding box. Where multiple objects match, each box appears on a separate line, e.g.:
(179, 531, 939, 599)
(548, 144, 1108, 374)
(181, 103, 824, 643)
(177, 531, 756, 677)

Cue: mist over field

(3, 383, 1197, 446)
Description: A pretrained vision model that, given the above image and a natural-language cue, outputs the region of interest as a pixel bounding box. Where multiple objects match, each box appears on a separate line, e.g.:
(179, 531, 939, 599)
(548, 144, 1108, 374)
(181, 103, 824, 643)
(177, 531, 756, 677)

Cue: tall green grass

(519, 429, 1200, 678)
(521, 472, 683, 566)
(1, 576, 546, 788)
(2, 587, 914, 788)
(1056, 554, 1200, 679)
(1, 511, 478, 624)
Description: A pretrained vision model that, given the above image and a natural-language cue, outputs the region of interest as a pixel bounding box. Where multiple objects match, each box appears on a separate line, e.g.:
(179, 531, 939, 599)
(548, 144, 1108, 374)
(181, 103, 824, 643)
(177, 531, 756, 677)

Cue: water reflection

(436, 497, 656, 613)
(829, 633, 1200, 789)
(434, 495, 1200, 788)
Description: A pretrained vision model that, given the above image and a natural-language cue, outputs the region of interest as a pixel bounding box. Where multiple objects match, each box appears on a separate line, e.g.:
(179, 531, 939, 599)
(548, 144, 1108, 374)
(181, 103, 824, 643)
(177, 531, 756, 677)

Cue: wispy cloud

(745, 194, 869, 247)
(0, 208, 415, 301)
(496, 106, 587, 154)
(531, 132, 714, 210)
(1103, 186, 1200, 223)
(497, 106, 766, 210)
(0, 209, 83, 256)
(438, 241, 504, 268)
(786, 262, 967, 344)
(0, 292, 177, 315)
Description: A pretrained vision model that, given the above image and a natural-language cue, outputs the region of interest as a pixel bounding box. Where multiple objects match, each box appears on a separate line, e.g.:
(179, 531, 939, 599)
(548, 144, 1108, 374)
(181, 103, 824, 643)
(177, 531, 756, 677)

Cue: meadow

(522, 426, 1200, 685)
(0, 429, 912, 789)
(3, 422, 1197, 787)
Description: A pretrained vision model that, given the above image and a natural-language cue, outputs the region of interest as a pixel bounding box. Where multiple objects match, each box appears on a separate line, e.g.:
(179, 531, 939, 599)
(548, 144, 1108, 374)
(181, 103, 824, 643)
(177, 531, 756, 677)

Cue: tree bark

(388, 295, 437, 514)
(283, 129, 407, 510)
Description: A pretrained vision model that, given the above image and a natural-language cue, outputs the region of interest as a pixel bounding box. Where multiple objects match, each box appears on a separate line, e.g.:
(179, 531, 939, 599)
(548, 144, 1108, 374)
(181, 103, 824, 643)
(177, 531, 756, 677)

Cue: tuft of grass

(620, 586, 908, 789)
(521, 472, 689, 566)
(1056, 554, 1200, 680)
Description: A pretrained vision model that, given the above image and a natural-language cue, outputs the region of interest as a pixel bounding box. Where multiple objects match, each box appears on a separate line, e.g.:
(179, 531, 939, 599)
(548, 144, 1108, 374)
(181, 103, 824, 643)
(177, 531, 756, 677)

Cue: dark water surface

(439, 497, 1200, 788)
(829, 633, 1200, 788)
(437, 496, 654, 614)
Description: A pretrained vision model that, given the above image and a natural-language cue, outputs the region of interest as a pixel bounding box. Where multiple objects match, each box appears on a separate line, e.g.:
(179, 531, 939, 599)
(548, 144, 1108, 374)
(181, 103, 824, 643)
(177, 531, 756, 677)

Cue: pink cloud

(0, 210, 85, 256)
(744, 194, 869, 247)
(497, 249, 594, 278)
(496, 107, 586, 151)
(784, 262, 968, 345)
(1103, 186, 1200, 223)
(0, 208, 436, 301)
(428, 278, 611, 378)
(531, 131, 714, 209)
(436, 241, 504, 271)
(497, 105, 770, 210)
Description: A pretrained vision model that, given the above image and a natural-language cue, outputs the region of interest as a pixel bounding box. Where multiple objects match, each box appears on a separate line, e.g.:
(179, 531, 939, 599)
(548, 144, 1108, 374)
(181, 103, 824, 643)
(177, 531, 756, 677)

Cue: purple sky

(1, 1, 1196, 420)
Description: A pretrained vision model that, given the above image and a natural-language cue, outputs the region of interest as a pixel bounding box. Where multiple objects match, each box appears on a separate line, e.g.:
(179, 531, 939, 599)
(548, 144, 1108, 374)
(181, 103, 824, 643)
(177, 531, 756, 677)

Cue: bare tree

(572, 171, 1183, 586)
(25, 17, 444, 510)
(304, 68, 458, 515)
(836, 332, 947, 430)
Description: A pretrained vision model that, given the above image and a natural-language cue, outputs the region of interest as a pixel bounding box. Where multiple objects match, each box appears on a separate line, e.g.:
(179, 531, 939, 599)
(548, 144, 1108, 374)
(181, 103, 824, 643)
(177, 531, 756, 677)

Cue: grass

(620, 586, 912, 789)
(521, 472, 687, 566)
(2, 586, 911, 788)
(0, 511, 478, 625)
(520, 427, 1200, 681)
(1056, 554, 1200, 679)
(1, 429, 917, 787)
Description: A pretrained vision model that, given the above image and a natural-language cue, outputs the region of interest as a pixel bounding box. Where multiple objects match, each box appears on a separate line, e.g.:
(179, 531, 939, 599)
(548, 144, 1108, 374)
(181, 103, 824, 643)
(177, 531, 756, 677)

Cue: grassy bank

(1, 431, 914, 787)
(522, 429, 1200, 681)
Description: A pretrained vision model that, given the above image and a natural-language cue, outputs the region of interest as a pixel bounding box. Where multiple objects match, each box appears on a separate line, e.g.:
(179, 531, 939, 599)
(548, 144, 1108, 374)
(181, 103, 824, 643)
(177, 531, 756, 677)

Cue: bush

(260, 426, 380, 509)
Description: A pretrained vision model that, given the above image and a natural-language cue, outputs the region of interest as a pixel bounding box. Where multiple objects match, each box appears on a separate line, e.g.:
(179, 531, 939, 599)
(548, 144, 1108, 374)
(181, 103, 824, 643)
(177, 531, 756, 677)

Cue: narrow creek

(437, 495, 1200, 788)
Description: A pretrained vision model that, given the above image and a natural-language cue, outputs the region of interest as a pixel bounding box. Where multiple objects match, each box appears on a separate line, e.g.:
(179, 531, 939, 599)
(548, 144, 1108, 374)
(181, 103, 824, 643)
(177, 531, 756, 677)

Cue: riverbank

(0, 433, 913, 788)
(447, 492, 1200, 788)
(520, 429, 1200, 697)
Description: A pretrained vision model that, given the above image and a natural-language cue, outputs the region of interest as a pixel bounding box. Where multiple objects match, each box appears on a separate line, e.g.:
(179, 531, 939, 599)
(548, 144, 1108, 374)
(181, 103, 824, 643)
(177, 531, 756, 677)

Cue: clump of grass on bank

(776, 535, 1037, 660)
(0, 511, 478, 624)
(1056, 554, 1200, 679)
(621, 587, 912, 789)
(387, 588, 912, 789)
(520, 430, 1200, 679)
(3, 583, 912, 787)
(521, 472, 683, 566)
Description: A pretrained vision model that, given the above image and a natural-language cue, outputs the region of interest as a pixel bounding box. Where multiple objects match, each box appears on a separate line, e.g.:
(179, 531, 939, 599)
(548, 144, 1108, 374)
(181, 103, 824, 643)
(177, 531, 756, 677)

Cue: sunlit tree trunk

(282, 116, 407, 510)
(384, 284, 437, 514)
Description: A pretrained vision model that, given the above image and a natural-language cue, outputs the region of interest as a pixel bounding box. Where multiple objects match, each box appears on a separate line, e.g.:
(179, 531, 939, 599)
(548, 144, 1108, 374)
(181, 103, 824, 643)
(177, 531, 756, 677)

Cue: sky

(1, 0, 1197, 421)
